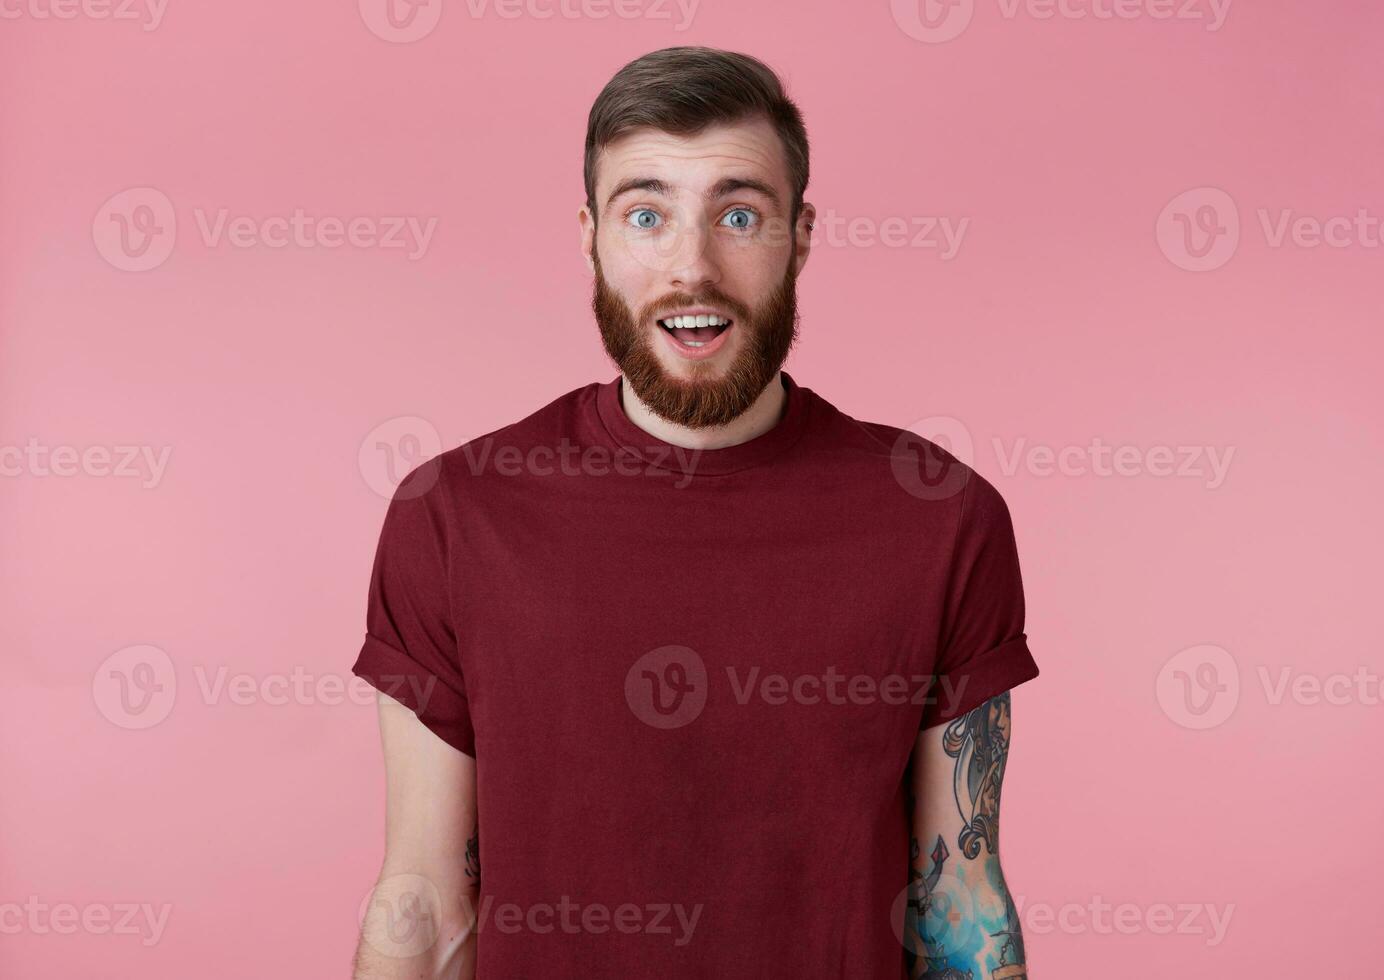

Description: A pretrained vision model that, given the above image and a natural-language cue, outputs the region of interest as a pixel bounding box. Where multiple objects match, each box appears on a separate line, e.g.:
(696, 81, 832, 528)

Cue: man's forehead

(595, 118, 789, 197)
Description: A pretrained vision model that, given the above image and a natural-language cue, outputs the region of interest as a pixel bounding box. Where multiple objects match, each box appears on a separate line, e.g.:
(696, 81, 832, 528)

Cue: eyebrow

(604, 175, 781, 213)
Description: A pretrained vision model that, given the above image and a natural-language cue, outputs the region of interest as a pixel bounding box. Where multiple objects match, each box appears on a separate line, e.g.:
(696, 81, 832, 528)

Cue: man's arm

(905, 691, 1028, 979)
(354, 692, 480, 980)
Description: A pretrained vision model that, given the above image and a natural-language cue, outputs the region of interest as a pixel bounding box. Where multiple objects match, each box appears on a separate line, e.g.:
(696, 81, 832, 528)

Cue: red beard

(591, 250, 799, 429)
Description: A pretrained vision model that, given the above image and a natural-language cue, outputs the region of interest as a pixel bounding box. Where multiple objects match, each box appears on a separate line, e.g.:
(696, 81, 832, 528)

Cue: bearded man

(352, 45, 1040, 980)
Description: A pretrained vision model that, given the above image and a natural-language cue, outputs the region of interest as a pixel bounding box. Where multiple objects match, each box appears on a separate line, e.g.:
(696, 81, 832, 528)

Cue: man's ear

(793, 201, 816, 278)
(578, 205, 596, 274)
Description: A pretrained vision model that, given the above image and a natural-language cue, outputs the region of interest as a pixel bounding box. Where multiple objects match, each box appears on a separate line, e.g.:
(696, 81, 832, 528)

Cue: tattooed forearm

(946, 691, 1011, 860)
(904, 692, 1027, 980)
(464, 822, 480, 888)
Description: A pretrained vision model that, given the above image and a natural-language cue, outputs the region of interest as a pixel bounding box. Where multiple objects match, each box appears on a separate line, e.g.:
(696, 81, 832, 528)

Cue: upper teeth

(660, 314, 729, 329)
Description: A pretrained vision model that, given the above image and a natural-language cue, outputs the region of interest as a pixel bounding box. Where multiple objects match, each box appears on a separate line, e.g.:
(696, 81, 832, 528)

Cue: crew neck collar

(594, 371, 812, 477)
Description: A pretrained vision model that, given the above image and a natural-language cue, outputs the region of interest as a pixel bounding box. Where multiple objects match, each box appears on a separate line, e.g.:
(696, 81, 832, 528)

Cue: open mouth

(656, 313, 734, 351)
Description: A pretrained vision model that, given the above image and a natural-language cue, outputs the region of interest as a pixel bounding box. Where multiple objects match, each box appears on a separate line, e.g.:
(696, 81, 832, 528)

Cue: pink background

(3, 0, 1381, 975)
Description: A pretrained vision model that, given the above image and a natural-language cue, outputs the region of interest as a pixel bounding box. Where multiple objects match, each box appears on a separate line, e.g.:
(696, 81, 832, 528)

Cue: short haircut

(584, 46, 810, 225)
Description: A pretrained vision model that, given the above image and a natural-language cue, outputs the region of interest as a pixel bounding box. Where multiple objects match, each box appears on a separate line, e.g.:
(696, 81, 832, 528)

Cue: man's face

(580, 116, 813, 428)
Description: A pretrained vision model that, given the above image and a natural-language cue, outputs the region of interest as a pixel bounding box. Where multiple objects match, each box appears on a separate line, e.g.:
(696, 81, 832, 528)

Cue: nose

(665, 219, 721, 293)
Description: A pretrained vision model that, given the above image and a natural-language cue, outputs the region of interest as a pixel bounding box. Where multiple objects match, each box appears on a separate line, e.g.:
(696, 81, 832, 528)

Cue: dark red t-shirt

(352, 371, 1039, 978)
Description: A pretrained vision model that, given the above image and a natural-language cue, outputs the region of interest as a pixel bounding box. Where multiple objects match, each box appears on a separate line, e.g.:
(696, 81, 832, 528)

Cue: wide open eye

(626, 209, 662, 230)
(720, 208, 758, 230)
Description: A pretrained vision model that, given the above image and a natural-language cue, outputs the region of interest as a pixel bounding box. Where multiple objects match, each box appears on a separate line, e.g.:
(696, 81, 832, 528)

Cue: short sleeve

(920, 473, 1039, 730)
(351, 458, 476, 756)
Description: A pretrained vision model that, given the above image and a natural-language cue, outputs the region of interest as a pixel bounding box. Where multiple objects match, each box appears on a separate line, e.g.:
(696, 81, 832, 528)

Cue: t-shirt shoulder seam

(436, 382, 601, 467)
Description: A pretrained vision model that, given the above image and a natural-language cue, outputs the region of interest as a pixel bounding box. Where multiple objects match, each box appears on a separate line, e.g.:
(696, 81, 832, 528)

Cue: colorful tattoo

(906, 693, 1027, 980)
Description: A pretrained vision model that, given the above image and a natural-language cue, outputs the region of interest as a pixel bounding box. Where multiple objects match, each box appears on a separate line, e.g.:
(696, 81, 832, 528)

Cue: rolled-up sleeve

(920, 473, 1039, 730)
(351, 458, 475, 756)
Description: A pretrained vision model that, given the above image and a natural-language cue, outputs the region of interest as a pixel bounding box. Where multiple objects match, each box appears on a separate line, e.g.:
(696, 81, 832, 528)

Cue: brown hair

(584, 46, 810, 226)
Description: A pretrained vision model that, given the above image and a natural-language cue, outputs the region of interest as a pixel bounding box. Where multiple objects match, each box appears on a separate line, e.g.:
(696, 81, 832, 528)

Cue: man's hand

(353, 693, 480, 980)
(905, 691, 1028, 979)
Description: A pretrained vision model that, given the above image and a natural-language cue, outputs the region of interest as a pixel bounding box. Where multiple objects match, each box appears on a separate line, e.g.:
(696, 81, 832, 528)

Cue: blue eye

(721, 208, 757, 230)
(627, 209, 661, 229)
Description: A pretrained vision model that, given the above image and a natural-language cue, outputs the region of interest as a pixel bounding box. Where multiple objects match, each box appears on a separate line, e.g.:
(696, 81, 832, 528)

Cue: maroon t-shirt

(352, 371, 1039, 978)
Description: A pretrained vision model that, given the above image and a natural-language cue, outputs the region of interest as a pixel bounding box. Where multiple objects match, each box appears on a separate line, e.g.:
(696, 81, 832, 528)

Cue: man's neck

(618, 372, 787, 451)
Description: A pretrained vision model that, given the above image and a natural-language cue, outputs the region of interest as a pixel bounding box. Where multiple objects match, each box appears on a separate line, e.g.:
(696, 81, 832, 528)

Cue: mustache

(589, 249, 800, 429)
(638, 288, 751, 326)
